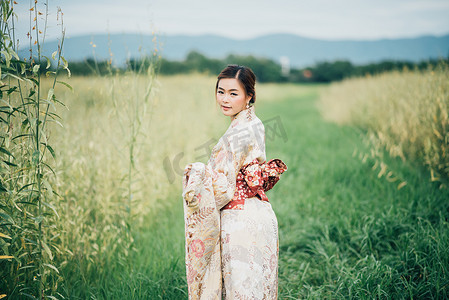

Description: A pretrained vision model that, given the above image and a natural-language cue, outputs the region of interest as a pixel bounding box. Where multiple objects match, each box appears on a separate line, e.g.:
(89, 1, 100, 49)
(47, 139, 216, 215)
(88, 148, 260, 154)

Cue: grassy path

(260, 86, 449, 298)
(73, 84, 448, 299)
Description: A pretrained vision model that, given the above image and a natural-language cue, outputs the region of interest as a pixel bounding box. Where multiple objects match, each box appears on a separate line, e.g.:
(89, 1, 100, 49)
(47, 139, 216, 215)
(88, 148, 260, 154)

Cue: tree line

(66, 51, 448, 83)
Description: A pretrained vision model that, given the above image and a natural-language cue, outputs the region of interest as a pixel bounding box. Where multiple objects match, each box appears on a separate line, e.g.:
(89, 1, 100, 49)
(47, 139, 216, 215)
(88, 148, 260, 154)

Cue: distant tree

(66, 52, 449, 84)
(157, 58, 189, 74)
(70, 58, 115, 76)
(185, 51, 224, 74)
(309, 61, 354, 82)
(224, 54, 283, 82)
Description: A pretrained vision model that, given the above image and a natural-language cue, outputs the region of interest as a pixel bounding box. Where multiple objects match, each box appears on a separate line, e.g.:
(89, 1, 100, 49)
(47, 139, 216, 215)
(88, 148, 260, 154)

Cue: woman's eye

(218, 90, 224, 94)
(231, 93, 238, 96)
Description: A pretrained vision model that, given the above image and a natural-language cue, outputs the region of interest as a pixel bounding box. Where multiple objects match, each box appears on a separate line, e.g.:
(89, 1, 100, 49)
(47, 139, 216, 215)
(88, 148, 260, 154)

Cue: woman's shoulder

(226, 114, 264, 140)
(246, 114, 265, 136)
(251, 115, 265, 131)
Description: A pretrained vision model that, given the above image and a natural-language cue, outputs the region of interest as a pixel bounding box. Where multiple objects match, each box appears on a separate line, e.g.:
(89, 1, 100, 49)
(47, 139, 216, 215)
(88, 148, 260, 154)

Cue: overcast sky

(13, 0, 449, 42)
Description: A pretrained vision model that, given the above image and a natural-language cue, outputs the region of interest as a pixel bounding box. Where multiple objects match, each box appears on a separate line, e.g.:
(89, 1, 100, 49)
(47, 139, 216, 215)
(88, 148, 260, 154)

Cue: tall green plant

(45, 35, 161, 292)
(109, 51, 158, 263)
(0, 0, 70, 298)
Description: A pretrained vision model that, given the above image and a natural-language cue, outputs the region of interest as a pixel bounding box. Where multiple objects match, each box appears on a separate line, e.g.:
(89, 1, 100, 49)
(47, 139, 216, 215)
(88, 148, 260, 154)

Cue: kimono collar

(231, 105, 255, 127)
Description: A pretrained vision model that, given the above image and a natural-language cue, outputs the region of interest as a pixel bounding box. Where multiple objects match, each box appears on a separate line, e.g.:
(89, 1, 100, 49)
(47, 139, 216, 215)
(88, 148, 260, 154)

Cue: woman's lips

(221, 105, 231, 110)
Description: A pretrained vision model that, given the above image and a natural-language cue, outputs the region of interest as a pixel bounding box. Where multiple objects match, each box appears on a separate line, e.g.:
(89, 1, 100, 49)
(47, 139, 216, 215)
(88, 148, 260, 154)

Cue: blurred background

(14, 0, 449, 81)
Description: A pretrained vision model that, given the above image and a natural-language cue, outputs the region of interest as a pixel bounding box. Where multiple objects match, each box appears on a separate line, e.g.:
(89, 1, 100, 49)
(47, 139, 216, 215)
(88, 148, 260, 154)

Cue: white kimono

(182, 106, 285, 299)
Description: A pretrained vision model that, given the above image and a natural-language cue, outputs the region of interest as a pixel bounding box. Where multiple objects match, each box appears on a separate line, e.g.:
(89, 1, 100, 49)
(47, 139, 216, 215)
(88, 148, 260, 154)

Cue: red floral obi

(222, 158, 287, 210)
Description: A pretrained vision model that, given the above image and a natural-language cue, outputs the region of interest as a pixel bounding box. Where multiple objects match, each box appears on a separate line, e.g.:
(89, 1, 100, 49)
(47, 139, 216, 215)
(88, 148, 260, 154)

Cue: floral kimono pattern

(182, 106, 286, 299)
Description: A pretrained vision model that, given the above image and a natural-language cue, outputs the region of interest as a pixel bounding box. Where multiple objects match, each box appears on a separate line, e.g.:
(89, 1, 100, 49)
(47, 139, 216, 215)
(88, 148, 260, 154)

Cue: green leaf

(18, 265, 37, 271)
(43, 144, 56, 159)
(17, 183, 34, 193)
(12, 133, 32, 141)
(42, 179, 53, 197)
(61, 55, 68, 69)
(32, 64, 40, 74)
(19, 292, 37, 299)
(48, 112, 62, 120)
(1, 50, 11, 68)
(32, 151, 39, 165)
(15, 201, 37, 206)
(0, 181, 7, 192)
(9, 59, 26, 65)
(51, 244, 61, 254)
(6, 86, 18, 95)
(51, 50, 57, 60)
(0, 147, 14, 158)
(49, 97, 67, 107)
(2, 160, 17, 167)
(44, 56, 51, 69)
(46, 88, 54, 102)
(65, 67, 71, 78)
(0, 232, 11, 239)
(42, 200, 59, 218)
(0, 212, 13, 223)
(20, 60, 26, 74)
(4, 72, 24, 82)
(28, 77, 38, 85)
(34, 215, 44, 224)
(8, 47, 19, 60)
(42, 162, 56, 176)
(47, 119, 63, 128)
(41, 242, 54, 260)
(45, 71, 56, 77)
(61, 56, 71, 77)
(23, 238, 38, 246)
(56, 80, 73, 91)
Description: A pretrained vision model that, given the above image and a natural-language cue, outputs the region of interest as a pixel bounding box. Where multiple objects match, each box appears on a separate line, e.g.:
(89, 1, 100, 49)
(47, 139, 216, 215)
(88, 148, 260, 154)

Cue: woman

(182, 65, 287, 299)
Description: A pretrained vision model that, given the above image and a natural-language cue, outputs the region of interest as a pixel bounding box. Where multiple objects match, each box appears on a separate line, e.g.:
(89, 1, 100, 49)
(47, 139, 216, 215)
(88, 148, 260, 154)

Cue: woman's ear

(246, 93, 253, 104)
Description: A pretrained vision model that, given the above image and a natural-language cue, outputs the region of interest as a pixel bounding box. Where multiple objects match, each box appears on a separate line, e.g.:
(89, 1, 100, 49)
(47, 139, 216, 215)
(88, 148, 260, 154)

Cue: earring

(246, 102, 252, 121)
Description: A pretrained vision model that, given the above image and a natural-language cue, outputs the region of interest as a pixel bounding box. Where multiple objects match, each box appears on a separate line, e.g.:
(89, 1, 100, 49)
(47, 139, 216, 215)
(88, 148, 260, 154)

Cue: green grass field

(63, 76, 448, 299)
(2, 74, 448, 299)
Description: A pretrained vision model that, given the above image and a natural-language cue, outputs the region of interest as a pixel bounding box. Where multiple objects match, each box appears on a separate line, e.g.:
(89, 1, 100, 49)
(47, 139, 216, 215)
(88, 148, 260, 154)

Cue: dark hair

(215, 65, 257, 104)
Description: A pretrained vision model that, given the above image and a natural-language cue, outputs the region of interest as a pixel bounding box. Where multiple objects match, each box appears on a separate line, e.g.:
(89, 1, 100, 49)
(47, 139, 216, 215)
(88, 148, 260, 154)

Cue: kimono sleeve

(208, 122, 263, 209)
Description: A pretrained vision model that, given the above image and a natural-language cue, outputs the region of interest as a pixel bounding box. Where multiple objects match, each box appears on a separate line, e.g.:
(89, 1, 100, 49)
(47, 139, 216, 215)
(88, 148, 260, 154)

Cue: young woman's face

(216, 78, 252, 118)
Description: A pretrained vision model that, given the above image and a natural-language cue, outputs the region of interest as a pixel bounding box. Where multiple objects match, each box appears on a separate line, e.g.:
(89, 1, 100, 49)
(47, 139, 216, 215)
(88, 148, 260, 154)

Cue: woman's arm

(208, 121, 265, 209)
(183, 120, 265, 210)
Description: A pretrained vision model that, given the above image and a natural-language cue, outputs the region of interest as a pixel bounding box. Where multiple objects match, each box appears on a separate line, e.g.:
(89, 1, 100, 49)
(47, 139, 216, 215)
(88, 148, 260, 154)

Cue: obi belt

(223, 158, 287, 210)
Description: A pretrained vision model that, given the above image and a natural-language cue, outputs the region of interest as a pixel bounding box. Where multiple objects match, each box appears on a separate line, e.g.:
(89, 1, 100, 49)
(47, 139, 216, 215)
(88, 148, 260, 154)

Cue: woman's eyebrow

(217, 87, 239, 92)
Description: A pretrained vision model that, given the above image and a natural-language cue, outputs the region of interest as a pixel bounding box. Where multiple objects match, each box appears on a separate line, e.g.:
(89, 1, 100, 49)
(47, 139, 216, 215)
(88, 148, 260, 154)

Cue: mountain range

(20, 33, 449, 67)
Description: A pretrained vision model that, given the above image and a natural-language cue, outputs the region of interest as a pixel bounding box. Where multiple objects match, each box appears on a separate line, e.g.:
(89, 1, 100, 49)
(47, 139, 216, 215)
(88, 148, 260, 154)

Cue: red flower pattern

(222, 159, 287, 210)
(190, 239, 205, 258)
